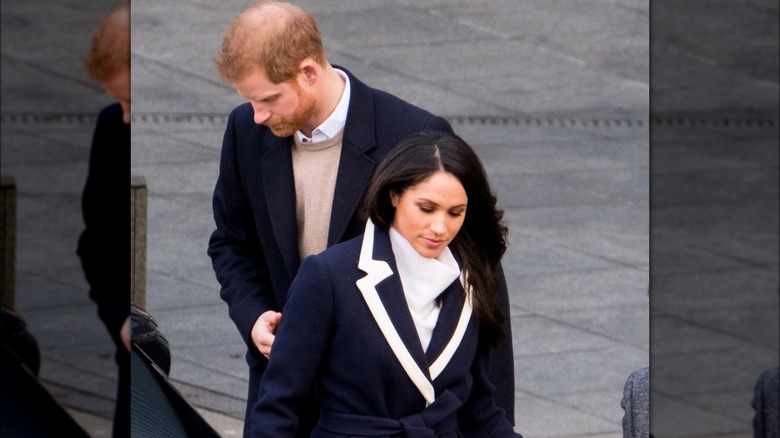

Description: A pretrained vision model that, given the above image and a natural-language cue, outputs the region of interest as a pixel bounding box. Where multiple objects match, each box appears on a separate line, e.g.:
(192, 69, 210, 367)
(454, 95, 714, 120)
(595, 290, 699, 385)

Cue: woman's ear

(389, 191, 399, 208)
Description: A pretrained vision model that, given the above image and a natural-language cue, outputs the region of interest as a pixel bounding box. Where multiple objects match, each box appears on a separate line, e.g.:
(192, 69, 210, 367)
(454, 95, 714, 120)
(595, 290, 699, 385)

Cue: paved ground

(0, 0, 776, 437)
(130, 1, 649, 436)
(649, 1, 779, 435)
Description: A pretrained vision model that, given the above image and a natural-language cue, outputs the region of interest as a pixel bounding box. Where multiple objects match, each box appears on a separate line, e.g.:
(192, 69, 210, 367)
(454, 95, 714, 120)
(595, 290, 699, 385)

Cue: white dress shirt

(295, 69, 351, 143)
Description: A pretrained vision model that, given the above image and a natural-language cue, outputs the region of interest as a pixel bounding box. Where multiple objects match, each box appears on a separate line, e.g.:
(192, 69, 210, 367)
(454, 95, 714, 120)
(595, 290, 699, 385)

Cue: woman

(252, 131, 520, 437)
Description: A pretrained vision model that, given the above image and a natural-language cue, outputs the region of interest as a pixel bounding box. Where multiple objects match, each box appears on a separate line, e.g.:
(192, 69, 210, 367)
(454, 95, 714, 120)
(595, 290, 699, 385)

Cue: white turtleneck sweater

(389, 227, 461, 352)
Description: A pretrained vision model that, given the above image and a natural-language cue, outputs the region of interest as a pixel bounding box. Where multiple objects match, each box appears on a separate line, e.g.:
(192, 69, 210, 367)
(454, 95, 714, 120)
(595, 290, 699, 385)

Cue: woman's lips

(422, 237, 445, 247)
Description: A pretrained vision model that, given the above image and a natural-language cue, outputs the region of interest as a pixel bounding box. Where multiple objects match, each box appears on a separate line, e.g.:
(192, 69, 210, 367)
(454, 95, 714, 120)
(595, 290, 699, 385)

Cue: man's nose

(251, 102, 271, 124)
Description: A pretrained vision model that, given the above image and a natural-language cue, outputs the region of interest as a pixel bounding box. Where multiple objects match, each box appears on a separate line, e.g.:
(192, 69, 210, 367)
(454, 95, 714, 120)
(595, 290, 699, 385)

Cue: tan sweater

(292, 129, 344, 261)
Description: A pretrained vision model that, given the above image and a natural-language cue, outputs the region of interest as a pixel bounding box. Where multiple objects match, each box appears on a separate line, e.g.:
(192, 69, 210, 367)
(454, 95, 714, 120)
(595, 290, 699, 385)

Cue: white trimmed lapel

(355, 220, 474, 405)
(356, 220, 435, 405)
(424, 278, 466, 361)
(430, 272, 473, 380)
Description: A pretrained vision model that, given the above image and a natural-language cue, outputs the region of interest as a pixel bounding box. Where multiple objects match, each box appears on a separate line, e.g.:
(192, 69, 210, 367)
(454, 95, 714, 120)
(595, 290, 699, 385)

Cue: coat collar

(261, 129, 300, 282)
(327, 67, 378, 247)
(356, 220, 473, 404)
(261, 67, 379, 279)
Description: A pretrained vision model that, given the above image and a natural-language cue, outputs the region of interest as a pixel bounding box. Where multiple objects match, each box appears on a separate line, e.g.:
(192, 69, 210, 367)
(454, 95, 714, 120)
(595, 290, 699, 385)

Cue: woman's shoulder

(302, 233, 364, 271)
(291, 234, 365, 298)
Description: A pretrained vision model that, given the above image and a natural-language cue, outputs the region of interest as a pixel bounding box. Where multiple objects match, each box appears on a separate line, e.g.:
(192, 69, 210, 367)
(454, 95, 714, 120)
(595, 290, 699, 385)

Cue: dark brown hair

(362, 131, 508, 347)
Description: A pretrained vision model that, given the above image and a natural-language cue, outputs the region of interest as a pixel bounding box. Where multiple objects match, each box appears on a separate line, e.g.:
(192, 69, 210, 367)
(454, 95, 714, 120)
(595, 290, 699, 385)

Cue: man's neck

(303, 65, 346, 137)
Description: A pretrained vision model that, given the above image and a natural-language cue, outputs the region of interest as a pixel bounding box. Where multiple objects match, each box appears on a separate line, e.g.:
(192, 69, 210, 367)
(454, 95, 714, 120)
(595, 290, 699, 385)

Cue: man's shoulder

(224, 103, 278, 146)
(96, 102, 126, 128)
(93, 103, 129, 145)
(343, 67, 440, 120)
(227, 102, 260, 127)
(98, 102, 123, 119)
(357, 80, 433, 117)
(345, 77, 453, 141)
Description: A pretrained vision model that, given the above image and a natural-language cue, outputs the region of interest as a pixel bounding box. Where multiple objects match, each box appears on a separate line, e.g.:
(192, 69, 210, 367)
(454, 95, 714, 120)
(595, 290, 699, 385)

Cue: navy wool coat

(207, 67, 515, 433)
(252, 222, 520, 438)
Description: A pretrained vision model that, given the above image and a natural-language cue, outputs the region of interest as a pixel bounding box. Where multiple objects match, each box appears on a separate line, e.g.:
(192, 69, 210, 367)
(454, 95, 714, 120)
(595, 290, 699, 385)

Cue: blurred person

(78, 2, 130, 437)
(207, 2, 515, 436)
(621, 366, 650, 438)
(752, 366, 779, 438)
(251, 131, 520, 437)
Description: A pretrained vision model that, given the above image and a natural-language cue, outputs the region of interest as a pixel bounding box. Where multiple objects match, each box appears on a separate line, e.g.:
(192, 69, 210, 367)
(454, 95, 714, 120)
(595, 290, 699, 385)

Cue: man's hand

(251, 310, 282, 359)
(120, 316, 131, 351)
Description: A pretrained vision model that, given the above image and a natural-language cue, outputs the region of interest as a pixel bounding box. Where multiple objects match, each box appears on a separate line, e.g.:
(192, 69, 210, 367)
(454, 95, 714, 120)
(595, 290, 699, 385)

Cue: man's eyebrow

(248, 93, 279, 102)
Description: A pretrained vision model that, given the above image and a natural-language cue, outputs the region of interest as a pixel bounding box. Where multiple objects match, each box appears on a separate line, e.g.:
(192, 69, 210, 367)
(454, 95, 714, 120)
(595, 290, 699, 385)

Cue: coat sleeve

(207, 108, 276, 361)
(489, 263, 516, 425)
(458, 331, 522, 438)
(250, 255, 333, 438)
(424, 114, 455, 135)
(77, 103, 130, 346)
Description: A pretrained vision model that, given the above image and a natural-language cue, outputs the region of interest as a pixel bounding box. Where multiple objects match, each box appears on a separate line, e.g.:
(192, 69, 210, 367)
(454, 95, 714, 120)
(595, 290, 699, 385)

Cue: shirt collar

(295, 68, 351, 143)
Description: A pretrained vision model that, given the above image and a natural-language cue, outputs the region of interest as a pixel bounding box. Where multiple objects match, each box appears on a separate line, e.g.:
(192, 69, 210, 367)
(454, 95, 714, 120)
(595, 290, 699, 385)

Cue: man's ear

(298, 59, 318, 85)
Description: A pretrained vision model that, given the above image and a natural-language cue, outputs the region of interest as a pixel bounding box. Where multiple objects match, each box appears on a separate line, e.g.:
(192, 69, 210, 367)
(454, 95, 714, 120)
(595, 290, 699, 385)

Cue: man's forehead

(235, 70, 291, 98)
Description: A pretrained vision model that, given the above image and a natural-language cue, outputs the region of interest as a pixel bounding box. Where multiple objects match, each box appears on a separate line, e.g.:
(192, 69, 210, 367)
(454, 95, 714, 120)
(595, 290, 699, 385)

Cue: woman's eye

(419, 206, 434, 213)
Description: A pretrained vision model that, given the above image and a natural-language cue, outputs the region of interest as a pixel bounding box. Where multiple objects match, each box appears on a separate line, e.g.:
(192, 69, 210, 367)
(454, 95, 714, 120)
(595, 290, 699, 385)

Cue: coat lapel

(428, 273, 473, 380)
(370, 226, 432, 374)
(356, 220, 435, 405)
(328, 69, 378, 246)
(375, 262, 429, 373)
(261, 131, 300, 282)
(356, 221, 475, 402)
(424, 281, 463, 363)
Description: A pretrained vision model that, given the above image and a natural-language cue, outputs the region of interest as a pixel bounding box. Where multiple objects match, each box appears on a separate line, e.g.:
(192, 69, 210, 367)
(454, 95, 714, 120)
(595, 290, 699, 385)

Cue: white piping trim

(356, 220, 435, 405)
(355, 220, 475, 405)
(429, 272, 473, 380)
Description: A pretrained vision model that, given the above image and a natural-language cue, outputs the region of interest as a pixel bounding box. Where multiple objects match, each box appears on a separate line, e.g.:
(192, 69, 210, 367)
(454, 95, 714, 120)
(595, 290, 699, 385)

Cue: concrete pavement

(3, 0, 774, 437)
(129, 1, 649, 436)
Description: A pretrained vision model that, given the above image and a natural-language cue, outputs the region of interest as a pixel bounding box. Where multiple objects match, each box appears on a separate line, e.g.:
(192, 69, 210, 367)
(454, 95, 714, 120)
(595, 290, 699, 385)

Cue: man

(78, 3, 130, 437)
(207, 2, 515, 435)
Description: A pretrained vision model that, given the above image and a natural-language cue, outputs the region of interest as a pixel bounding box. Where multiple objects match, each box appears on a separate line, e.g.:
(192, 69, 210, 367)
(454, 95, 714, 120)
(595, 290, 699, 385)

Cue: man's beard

(265, 82, 316, 138)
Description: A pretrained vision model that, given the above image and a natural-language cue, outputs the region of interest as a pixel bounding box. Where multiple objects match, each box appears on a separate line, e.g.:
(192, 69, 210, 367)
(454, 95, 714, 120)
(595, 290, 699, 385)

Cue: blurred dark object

(131, 344, 220, 438)
(0, 343, 89, 437)
(752, 366, 779, 438)
(0, 305, 40, 375)
(131, 303, 171, 375)
(621, 366, 650, 438)
(1, 176, 16, 310)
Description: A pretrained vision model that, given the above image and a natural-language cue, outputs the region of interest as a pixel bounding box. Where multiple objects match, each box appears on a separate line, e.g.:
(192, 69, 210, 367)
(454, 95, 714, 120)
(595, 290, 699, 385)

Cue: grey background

(649, 1, 779, 436)
(26, 0, 780, 436)
(129, 1, 649, 436)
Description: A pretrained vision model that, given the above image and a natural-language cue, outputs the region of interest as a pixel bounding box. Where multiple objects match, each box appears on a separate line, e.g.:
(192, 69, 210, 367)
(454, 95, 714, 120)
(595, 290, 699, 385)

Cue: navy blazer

(209, 67, 451, 364)
(78, 103, 131, 347)
(252, 223, 520, 438)
(208, 67, 515, 428)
